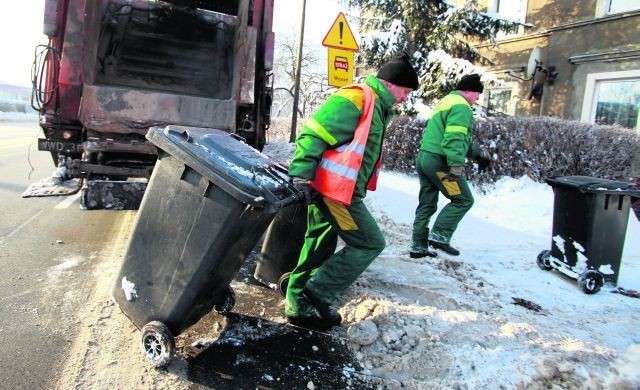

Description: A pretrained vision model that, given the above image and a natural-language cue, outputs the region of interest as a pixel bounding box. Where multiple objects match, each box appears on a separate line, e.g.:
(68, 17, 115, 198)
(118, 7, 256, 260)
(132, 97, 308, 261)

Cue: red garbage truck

(30, 0, 275, 208)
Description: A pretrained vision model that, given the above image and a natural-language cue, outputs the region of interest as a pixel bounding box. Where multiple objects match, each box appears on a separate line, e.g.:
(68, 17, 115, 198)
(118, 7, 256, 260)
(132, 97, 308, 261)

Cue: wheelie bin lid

(546, 176, 640, 197)
(146, 126, 297, 210)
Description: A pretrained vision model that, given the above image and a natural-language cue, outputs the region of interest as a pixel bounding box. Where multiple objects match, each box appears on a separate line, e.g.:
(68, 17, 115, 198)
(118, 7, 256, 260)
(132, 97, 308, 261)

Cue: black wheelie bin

(112, 126, 299, 367)
(253, 202, 307, 296)
(537, 176, 640, 294)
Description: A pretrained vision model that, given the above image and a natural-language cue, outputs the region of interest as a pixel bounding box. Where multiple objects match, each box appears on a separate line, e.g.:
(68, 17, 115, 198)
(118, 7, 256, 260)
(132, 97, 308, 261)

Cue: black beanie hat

(376, 52, 419, 90)
(455, 74, 484, 93)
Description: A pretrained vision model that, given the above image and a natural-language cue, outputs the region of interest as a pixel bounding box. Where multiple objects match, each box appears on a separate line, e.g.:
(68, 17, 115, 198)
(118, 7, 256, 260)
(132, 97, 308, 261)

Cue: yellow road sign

(322, 13, 359, 51)
(327, 48, 354, 87)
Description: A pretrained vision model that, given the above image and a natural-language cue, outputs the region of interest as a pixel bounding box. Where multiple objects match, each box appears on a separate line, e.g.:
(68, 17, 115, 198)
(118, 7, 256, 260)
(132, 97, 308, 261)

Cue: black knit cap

(455, 74, 484, 93)
(376, 52, 419, 90)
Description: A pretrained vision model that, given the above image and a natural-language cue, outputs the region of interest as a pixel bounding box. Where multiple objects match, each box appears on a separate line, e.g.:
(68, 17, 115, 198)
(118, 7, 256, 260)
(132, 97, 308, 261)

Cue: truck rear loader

(28, 0, 275, 209)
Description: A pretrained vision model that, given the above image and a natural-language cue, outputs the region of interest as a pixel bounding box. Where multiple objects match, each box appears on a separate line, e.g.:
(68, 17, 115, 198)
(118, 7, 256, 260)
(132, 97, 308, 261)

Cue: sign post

(322, 13, 359, 88)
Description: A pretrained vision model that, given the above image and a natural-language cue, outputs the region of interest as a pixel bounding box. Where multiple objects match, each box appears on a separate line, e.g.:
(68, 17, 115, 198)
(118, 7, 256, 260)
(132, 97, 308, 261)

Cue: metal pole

(289, 0, 307, 143)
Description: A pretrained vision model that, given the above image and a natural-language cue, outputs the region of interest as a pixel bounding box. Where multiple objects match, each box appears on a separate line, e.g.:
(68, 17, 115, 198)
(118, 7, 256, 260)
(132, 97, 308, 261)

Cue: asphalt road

(0, 120, 372, 389)
(0, 120, 126, 389)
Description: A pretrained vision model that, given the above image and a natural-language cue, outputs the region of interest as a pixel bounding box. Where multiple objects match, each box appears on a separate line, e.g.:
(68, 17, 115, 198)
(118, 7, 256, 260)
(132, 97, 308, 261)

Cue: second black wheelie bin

(112, 126, 299, 367)
(537, 176, 640, 294)
(254, 202, 307, 296)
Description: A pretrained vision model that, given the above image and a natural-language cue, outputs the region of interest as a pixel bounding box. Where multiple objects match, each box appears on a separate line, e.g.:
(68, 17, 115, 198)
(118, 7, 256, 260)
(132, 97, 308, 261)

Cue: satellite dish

(527, 47, 541, 79)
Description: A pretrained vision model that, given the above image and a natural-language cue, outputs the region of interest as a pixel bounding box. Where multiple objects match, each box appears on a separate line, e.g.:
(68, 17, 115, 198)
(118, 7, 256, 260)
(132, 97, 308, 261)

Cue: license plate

(38, 139, 82, 153)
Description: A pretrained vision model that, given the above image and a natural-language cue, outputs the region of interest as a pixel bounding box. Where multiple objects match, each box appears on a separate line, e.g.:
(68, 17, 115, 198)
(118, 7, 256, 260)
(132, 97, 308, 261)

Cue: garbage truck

(29, 0, 275, 209)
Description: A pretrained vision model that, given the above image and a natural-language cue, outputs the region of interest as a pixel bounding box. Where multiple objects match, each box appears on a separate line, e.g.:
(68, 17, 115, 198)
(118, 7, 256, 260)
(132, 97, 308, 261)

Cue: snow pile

(344, 172, 639, 388)
(261, 143, 639, 388)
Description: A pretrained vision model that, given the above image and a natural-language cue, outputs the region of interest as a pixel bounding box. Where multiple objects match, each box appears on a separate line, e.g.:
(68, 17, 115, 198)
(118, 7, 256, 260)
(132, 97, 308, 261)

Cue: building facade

(474, 0, 639, 130)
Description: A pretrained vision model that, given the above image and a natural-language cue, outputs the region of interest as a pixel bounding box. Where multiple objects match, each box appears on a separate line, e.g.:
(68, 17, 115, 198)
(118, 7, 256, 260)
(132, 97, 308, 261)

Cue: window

(608, 0, 640, 14)
(595, 0, 640, 16)
(488, 0, 528, 39)
(582, 71, 640, 130)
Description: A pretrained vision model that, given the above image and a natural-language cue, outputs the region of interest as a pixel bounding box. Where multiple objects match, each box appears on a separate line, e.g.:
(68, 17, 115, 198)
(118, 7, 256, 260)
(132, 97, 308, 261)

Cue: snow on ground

(263, 141, 640, 389)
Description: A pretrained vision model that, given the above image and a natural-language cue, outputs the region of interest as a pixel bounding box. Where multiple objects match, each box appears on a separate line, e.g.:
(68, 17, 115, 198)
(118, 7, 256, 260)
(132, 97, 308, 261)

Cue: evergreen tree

(345, 0, 525, 104)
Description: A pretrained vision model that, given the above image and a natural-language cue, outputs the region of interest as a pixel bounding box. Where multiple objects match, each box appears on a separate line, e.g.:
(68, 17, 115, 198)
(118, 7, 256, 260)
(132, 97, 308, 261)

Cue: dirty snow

(21, 176, 81, 197)
(261, 141, 640, 388)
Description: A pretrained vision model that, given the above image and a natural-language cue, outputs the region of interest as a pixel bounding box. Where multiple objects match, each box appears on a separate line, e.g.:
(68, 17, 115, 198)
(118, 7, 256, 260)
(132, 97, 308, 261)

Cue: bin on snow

(112, 125, 299, 367)
(253, 202, 307, 296)
(537, 176, 640, 294)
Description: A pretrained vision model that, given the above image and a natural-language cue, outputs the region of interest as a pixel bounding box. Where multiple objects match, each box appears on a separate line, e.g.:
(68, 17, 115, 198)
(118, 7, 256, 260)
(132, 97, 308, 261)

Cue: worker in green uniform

(287, 52, 420, 330)
(410, 74, 491, 258)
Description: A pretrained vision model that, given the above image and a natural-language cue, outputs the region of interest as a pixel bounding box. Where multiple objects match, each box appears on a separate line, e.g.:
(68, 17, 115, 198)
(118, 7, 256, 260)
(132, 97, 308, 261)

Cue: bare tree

(272, 30, 333, 118)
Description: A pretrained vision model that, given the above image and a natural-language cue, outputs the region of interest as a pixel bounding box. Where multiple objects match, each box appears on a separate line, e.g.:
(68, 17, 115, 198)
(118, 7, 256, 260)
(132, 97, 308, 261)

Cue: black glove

(444, 166, 464, 181)
(292, 177, 315, 205)
(476, 150, 492, 172)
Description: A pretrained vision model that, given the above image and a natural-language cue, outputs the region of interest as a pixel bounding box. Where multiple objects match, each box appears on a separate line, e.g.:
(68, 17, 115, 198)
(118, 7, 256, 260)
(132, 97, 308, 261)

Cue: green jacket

(289, 75, 396, 198)
(420, 91, 481, 167)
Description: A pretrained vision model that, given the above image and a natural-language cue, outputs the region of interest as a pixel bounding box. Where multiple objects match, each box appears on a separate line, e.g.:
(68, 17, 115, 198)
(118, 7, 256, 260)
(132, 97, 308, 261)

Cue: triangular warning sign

(322, 12, 359, 51)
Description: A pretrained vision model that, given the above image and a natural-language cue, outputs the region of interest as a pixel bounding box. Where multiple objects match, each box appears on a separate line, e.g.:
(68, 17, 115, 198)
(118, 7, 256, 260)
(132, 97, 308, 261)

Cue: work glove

(292, 177, 315, 205)
(444, 166, 465, 181)
(476, 150, 492, 172)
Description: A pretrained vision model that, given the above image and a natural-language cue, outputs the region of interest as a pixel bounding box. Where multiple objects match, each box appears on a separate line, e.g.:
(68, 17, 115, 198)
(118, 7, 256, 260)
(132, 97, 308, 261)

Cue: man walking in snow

(286, 52, 420, 330)
(410, 74, 491, 257)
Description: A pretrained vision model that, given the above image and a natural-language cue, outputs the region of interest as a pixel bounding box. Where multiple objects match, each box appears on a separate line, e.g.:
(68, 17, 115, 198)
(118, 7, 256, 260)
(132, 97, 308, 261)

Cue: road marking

(54, 193, 81, 209)
(2, 203, 50, 240)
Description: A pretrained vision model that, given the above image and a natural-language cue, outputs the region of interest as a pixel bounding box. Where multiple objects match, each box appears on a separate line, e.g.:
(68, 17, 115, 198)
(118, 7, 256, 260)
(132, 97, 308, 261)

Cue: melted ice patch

(121, 277, 138, 301)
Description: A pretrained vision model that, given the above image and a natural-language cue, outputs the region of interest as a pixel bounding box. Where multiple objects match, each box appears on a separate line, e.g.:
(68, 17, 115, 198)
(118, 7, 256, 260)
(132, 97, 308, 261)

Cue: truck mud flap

(81, 180, 147, 210)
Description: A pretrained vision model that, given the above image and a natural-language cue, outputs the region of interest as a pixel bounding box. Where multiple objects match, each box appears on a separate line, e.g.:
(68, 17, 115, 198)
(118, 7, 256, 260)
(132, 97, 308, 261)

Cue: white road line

(3, 205, 49, 240)
(54, 193, 81, 209)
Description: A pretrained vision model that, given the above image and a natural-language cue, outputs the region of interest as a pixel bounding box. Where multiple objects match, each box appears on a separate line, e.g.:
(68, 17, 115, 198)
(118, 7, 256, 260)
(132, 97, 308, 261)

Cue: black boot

(302, 288, 342, 325)
(409, 243, 437, 258)
(286, 314, 333, 332)
(428, 239, 460, 256)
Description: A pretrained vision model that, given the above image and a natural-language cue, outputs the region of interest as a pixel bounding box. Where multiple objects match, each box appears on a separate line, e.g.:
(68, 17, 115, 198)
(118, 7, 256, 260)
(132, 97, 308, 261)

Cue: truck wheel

(579, 270, 604, 294)
(213, 286, 235, 314)
(140, 321, 174, 368)
(536, 250, 553, 271)
(278, 272, 291, 298)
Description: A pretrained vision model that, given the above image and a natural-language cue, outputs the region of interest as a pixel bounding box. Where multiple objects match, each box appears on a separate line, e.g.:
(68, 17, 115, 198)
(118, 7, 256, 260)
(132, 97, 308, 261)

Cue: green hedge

(382, 116, 639, 189)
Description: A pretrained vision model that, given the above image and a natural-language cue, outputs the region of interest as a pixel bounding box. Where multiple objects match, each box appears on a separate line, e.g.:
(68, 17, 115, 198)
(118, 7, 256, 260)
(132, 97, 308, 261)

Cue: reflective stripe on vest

(310, 84, 379, 205)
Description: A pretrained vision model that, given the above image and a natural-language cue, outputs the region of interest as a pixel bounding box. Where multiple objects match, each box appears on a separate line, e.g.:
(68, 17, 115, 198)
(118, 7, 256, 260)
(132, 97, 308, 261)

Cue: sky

(0, 0, 353, 87)
(273, 0, 357, 47)
(272, 0, 358, 73)
(0, 0, 46, 87)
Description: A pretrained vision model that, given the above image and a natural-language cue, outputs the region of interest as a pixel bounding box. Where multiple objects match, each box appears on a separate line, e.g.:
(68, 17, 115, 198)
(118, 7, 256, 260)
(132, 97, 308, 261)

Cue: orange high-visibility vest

(310, 84, 381, 206)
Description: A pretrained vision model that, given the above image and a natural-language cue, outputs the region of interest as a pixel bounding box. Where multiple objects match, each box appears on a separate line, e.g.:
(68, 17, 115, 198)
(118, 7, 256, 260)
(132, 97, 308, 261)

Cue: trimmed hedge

(382, 116, 639, 190)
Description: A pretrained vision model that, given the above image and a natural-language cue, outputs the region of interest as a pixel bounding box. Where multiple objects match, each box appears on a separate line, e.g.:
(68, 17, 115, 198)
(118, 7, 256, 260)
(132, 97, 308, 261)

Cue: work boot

(428, 239, 460, 256)
(409, 243, 437, 258)
(286, 315, 333, 332)
(302, 288, 342, 325)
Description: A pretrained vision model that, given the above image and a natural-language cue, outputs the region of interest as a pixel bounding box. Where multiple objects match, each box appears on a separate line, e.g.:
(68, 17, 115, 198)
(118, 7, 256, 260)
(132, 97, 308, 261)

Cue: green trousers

(285, 196, 385, 317)
(412, 151, 474, 245)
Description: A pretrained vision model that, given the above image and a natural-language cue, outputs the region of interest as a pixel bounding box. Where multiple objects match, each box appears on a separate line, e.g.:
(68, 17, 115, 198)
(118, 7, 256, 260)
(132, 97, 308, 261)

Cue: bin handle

(166, 128, 192, 143)
(259, 185, 303, 212)
(230, 133, 247, 143)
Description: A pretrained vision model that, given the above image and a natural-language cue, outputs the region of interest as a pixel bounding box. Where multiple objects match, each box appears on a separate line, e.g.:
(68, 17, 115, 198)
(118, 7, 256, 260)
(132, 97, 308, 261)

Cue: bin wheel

(277, 272, 291, 298)
(536, 250, 553, 271)
(213, 286, 236, 314)
(140, 321, 174, 368)
(579, 270, 604, 294)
